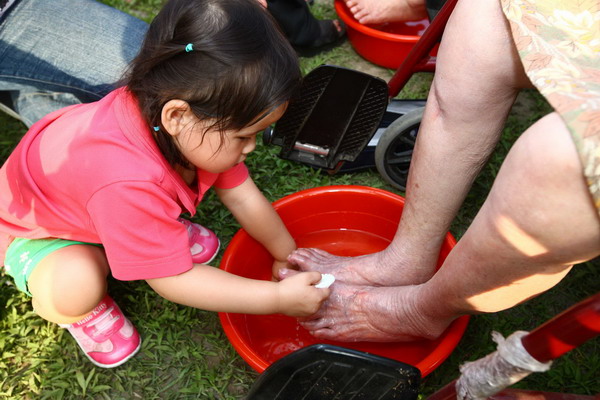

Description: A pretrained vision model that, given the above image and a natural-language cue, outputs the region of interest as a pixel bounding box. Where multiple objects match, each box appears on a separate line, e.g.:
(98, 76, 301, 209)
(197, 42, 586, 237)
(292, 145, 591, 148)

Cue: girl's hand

(271, 259, 296, 281)
(276, 271, 330, 317)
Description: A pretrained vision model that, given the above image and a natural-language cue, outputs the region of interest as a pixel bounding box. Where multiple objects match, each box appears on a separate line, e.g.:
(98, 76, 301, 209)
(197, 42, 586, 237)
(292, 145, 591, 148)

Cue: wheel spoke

(386, 150, 413, 165)
(375, 108, 423, 190)
(398, 131, 417, 146)
(391, 170, 409, 180)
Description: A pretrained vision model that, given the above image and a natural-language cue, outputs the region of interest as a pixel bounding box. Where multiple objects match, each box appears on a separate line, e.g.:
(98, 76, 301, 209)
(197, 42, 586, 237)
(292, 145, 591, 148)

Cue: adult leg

(301, 113, 600, 341)
(289, 0, 531, 286)
(343, 0, 428, 25)
(267, 0, 320, 46)
(0, 0, 147, 126)
(266, 0, 344, 50)
(28, 245, 109, 324)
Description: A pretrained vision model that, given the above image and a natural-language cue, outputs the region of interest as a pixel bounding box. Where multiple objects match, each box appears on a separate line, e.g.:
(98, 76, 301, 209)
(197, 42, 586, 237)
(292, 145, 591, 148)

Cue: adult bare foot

(343, 0, 428, 25)
(299, 282, 453, 342)
(287, 247, 435, 287)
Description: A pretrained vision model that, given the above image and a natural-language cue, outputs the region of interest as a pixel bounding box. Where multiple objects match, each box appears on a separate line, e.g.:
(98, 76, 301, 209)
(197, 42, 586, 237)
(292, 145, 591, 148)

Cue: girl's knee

(28, 245, 108, 321)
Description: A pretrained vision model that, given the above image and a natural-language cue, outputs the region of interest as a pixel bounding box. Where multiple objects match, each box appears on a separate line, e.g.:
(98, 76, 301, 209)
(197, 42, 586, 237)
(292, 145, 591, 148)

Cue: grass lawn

(1, 1, 598, 399)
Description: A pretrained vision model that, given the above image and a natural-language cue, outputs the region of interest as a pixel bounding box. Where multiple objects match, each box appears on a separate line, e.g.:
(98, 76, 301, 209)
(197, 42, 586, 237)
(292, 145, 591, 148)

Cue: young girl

(0, 0, 329, 368)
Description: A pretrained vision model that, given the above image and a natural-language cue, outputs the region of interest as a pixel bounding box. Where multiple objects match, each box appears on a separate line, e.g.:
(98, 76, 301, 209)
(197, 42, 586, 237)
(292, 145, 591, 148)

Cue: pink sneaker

(178, 218, 220, 264)
(60, 295, 141, 368)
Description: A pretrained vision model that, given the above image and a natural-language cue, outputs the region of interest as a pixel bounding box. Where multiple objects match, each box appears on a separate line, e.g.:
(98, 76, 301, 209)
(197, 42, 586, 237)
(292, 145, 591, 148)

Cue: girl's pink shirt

(0, 88, 249, 280)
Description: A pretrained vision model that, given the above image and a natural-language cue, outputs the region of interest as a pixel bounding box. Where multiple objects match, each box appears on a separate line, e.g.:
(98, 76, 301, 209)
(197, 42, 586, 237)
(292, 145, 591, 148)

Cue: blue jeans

(0, 0, 147, 126)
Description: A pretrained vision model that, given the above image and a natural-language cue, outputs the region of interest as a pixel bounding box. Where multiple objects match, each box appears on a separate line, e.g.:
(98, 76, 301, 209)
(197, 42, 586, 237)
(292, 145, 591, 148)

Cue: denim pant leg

(0, 0, 148, 126)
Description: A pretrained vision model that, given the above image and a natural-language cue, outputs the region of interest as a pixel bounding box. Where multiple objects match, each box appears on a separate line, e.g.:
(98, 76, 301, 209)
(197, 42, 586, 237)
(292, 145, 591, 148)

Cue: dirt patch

(322, 39, 396, 82)
(339, 43, 396, 81)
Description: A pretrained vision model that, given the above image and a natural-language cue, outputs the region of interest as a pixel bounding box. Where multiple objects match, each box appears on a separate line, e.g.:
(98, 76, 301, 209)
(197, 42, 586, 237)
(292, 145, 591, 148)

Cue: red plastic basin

(219, 185, 468, 377)
(334, 0, 434, 69)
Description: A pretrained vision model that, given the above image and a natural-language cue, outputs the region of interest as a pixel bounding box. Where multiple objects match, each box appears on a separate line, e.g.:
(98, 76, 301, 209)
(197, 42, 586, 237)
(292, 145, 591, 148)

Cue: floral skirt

(500, 0, 600, 215)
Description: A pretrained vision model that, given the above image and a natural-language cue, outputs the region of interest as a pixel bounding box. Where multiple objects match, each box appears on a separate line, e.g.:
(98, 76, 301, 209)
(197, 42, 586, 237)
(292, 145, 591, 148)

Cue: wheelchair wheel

(374, 107, 424, 191)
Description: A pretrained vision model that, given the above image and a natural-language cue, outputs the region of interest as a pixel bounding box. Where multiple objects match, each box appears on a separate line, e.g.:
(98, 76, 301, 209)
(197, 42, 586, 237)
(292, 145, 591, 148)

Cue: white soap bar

(315, 273, 335, 289)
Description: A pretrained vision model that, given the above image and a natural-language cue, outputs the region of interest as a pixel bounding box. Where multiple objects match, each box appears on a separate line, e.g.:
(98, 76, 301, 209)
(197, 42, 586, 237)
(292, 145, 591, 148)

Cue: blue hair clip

(185, 43, 194, 53)
(153, 126, 160, 132)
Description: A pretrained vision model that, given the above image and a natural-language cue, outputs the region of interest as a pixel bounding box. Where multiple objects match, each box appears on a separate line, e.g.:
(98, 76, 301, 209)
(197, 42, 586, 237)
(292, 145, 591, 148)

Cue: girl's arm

(215, 177, 297, 278)
(146, 265, 328, 316)
(147, 177, 329, 316)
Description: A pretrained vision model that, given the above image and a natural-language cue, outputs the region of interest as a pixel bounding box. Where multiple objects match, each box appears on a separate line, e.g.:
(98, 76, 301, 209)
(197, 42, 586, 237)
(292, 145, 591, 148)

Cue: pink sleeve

(213, 163, 249, 189)
(87, 181, 193, 281)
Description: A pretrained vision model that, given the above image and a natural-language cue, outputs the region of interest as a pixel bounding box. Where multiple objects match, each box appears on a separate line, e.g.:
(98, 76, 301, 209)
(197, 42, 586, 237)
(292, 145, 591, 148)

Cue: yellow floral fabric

(500, 0, 600, 214)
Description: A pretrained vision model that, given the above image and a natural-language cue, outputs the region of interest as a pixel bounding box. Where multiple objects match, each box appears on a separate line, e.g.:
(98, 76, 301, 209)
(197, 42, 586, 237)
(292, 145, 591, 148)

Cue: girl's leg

(290, 0, 530, 286)
(301, 113, 600, 342)
(26, 244, 141, 368)
(27, 244, 109, 324)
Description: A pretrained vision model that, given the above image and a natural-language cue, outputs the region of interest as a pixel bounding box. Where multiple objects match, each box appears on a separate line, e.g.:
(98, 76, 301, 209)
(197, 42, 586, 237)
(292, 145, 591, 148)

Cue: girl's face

(172, 103, 287, 174)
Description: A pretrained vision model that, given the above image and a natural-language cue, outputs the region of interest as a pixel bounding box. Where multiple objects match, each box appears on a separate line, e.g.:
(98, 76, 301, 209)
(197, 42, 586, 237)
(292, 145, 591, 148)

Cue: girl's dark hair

(125, 0, 301, 167)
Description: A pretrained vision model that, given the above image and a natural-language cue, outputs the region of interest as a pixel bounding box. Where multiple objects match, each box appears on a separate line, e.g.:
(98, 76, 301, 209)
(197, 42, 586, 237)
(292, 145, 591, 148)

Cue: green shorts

(3, 238, 101, 297)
